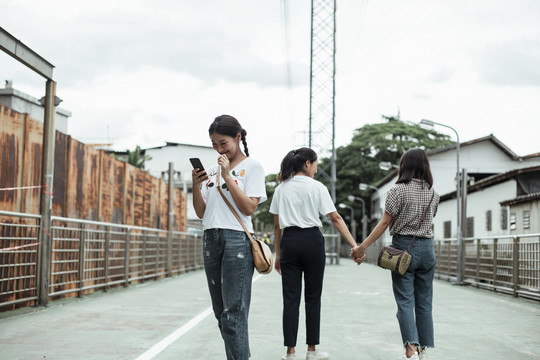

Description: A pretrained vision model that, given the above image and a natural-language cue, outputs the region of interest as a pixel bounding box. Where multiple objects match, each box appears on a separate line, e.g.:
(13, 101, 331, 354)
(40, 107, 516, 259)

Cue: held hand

(350, 245, 366, 265)
(217, 154, 231, 177)
(352, 254, 366, 265)
(191, 168, 208, 185)
(274, 256, 282, 275)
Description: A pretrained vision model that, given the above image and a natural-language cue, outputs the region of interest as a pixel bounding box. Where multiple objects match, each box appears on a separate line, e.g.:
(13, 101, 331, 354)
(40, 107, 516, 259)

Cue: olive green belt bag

(378, 246, 412, 275)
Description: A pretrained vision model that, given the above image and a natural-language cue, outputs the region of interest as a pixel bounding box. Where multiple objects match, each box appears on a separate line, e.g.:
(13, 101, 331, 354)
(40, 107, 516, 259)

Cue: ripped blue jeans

(391, 234, 436, 349)
(203, 229, 254, 360)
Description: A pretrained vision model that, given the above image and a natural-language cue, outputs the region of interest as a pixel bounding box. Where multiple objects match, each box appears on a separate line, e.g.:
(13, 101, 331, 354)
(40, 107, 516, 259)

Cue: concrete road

(1, 260, 539, 360)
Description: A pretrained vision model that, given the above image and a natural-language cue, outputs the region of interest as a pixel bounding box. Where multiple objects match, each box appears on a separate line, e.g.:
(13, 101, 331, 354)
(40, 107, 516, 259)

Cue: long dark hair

(208, 115, 249, 156)
(396, 148, 433, 188)
(277, 147, 317, 182)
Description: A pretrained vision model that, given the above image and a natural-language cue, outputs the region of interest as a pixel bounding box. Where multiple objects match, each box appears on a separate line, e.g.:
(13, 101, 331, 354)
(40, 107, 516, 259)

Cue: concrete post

(37, 80, 56, 306)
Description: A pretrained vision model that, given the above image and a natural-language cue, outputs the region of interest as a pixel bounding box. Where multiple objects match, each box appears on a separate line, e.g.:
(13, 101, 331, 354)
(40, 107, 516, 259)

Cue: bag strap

(216, 169, 258, 244)
(406, 190, 435, 251)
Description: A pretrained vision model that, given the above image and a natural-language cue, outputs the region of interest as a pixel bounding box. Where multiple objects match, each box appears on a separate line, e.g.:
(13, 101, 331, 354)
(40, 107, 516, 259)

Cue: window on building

(486, 210, 492, 231)
(510, 213, 516, 230)
(523, 210, 530, 229)
(501, 208, 508, 230)
(444, 221, 451, 238)
(466, 217, 474, 237)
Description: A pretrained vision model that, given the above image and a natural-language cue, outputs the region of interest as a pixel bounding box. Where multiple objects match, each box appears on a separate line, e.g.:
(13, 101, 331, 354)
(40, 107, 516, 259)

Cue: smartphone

(189, 158, 207, 177)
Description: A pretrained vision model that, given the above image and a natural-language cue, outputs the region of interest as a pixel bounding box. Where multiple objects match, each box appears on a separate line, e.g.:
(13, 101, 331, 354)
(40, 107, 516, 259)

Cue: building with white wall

(139, 142, 217, 221)
(370, 135, 540, 248)
(437, 166, 540, 240)
(500, 192, 540, 235)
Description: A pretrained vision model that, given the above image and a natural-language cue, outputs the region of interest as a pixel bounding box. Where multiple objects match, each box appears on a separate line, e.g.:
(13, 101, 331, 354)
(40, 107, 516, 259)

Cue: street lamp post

(338, 203, 356, 243)
(359, 183, 382, 218)
(420, 119, 463, 283)
(347, 195, 367, 242)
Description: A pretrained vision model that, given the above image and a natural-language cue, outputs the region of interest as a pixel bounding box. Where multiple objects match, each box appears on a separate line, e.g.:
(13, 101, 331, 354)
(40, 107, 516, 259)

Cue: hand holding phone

(190, 158, 207, 179)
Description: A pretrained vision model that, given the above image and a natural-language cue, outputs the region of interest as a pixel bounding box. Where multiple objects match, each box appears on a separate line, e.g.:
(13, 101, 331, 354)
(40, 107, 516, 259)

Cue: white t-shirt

(269, 175, 336, 229)
(201, 157, 267, 233)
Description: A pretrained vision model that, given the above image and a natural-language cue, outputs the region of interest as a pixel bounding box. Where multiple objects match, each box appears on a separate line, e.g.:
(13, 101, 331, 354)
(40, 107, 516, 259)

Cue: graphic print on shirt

(204, 170, 218, 188)
(204, 168, 245, 191)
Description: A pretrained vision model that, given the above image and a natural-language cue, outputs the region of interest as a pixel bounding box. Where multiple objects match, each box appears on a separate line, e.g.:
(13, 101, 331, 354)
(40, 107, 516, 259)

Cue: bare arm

(218, 155, 259, 216)
(351, 210, 393, 259)
(273, 215, 283, 275)
(222, 171, 260, 216)
(327, 211, 357, 248)
(191, 169, 208, 219)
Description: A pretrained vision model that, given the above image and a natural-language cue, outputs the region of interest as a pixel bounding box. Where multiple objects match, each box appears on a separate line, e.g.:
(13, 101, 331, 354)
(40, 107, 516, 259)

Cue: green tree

(126, 145, 152, 170)
(319, 116, 453, 238)
(253, 174, 278, 232)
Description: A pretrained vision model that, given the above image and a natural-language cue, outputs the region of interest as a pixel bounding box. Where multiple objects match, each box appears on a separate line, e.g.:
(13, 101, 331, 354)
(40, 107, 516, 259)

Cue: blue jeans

(391, 234, 436, 349)
(203, 229, 254, 360)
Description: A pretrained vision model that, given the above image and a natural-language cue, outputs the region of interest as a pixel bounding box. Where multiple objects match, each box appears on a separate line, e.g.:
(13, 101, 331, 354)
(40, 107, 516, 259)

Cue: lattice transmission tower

(309, 0, 339, 262)
(309, 0, 336, 202)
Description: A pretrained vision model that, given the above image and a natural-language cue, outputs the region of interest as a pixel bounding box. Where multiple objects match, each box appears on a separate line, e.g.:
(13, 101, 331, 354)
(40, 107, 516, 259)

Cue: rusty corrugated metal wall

(0, 104, 186, 230)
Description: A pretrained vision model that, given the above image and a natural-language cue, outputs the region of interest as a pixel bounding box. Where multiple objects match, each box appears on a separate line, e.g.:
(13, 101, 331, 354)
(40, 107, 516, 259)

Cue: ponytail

(277, 147, 317, 182)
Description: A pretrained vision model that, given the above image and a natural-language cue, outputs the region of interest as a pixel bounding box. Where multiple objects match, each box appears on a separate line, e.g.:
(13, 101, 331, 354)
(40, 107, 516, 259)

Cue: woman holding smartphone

(270, 147, 362, 360)
(192, 115, 267, 360)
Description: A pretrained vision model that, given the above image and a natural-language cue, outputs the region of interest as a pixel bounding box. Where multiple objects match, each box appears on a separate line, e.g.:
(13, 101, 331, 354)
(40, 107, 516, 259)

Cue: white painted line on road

(134, 307, 213, 360)
(134, 273, 264, 360)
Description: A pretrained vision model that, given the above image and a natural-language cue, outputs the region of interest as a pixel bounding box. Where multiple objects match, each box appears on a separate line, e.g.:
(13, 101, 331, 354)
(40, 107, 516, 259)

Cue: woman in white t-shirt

(270, 147, 364, 360)
(192, 115, 267, 360)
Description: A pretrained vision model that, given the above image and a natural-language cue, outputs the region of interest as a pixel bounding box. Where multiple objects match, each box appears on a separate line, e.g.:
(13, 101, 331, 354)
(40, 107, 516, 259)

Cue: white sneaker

(400, 354, 419, 360)
(418, 348, 427, 360)
(306, 350, 330, 360)
(281, 354, 296, 360)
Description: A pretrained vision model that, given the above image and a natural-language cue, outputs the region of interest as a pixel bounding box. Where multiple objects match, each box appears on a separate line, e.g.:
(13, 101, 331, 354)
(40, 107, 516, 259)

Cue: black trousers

(280, 227, 326, 347)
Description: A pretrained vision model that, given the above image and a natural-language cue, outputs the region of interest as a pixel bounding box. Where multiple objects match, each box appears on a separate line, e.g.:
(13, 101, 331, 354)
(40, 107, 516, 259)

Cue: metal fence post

(104, 225, 111, 291)
(476, 239, 480, 282)
(78, 222, 86, 297)
(142, 230, 147, 277)
(124, 228, 131, 287)
(513, 236, 519, 297)
(167, 163, 174, 277)
(492, 238, 498, 286)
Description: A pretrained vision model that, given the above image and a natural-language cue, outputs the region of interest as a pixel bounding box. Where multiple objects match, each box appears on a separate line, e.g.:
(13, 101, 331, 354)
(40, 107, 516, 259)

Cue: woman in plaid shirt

(351, 148, 440, 360)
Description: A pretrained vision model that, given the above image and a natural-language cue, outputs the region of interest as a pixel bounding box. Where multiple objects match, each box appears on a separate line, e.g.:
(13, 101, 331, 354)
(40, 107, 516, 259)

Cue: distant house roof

(440, 165, 540, 201)
(375, 134, 531, 189)
(500, 192, 540, 206)
(426, 134, 518, 160)
(145, 142, 213, 151)
(523, 152, 540, 160)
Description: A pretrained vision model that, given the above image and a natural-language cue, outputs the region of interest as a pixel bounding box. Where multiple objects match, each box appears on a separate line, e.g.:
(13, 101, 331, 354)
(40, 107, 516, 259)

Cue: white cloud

(2, 0, 540, 177)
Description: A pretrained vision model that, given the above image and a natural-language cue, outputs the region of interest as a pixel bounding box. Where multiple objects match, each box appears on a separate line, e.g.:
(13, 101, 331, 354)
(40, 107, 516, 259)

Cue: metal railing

(435, 234, 540, 301)
(0, 211, 42, 308)
(1, 211, 203, 310)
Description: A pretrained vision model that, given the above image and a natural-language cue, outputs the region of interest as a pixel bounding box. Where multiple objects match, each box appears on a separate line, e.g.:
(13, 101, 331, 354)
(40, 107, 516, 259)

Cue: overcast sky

(2, 0, 540, 174)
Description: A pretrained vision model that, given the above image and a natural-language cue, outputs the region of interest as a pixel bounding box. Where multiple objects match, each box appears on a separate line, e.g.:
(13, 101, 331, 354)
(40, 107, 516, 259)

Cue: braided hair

(208, 115, 249, 156)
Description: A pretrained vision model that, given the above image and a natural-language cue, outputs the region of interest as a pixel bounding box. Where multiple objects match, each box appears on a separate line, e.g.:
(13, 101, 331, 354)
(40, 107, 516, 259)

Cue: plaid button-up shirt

(385, 178, 440, 238)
